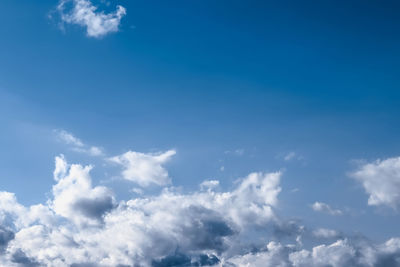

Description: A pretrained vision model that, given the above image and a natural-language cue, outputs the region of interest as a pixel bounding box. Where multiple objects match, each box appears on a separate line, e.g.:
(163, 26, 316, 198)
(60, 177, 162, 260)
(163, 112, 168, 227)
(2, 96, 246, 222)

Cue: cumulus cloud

(0, 154, 399, 266)
(109, 150, 176, 187)
(51, 155, 116, 226)
(0, 226, 14, 251)
(225, 238, 400, 267)
(311, 202, 343, 216)
(54, 129, 104, 156)
(0, 156, 284, 266)
(57, 0, 126, 38)
(350, 156, 400, 209)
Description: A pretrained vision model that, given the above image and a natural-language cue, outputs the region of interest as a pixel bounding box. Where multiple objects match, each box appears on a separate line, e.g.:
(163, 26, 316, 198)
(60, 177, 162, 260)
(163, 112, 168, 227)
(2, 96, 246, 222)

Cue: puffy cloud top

(51, 155, 115, 226)
(350, 156, 400, 209)
(109, 150, 176, 187)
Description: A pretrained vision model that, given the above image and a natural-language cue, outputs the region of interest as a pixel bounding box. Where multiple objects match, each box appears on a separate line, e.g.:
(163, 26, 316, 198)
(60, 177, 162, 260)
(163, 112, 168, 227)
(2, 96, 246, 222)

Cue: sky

(1, 0, 400, 266)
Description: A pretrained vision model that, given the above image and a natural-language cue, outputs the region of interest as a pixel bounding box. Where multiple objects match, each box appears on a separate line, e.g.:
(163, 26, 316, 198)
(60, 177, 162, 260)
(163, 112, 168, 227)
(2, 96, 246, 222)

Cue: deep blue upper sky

(1, 0, 400, 243)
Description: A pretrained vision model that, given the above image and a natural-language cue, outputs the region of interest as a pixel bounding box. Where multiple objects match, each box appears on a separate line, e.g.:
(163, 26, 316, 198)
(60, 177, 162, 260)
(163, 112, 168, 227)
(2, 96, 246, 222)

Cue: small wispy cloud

(313, 228, 339, 238)
(57, 0, 126, 38)
(290, 188, 299, 193)
(280, 151, 304, 162)
(224, 149, 244, 156)
(200, 180, 219, 191)
(54, 129, 104, 156)
(311, 201, 343, 216)
(56, 129, 84, 147)
(284, 151, 296, 161)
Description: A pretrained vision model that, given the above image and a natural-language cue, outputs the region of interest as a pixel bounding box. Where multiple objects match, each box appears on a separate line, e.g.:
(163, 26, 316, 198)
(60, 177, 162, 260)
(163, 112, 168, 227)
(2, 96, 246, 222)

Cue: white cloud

(55, 129, 84, 147)
(226, 241, 293, 266)
(109, 150, 176, 187)
(50, 155, 115, 226)
(0, 156, 282, 266)
(311, 202, 343, 216)
(226, 238, 400, 267)
(284, 151, 297, 161)
(200, 180, 219, 191)
(1, 155, 400, 266)
(312, 228, 339, 239)
(57, 0, 126, 38)
(281, 151, 303, 162)
(350, 156, 400, 209)
(54, 129, 104, 156)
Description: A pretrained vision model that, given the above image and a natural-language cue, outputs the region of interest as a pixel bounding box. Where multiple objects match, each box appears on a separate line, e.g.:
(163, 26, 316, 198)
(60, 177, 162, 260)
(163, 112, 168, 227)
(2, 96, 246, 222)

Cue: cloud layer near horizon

(0, 155, 283, 266)
(0, 152, 400, 266)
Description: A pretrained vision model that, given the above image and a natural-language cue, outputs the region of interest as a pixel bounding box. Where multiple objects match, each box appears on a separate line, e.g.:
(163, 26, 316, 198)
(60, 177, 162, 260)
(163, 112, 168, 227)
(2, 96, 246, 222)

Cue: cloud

(1, 154, 400, 266)
(0, 226, 14, 250)
(284, 151, 297, 161)
(11, 249, 40, 267)
(272, 220, 305, 242)
(57, 0, 126, 38)
(54, 129, 104, 156)
(225, 238, 400, 267)
(0, 156, 282, 266)
(152, 252, 220, 267)
(200, 180, 219, 191)
(350, 156, 400, 209)
(51, 155, 116, 226)
(55, 129, 84, 147)
(109, 150, 176, 187)
(312, 228, 339, 239)
(280, 151, 303, 162)
(224, 149, 244, 156)
(311, 202, 343, 216)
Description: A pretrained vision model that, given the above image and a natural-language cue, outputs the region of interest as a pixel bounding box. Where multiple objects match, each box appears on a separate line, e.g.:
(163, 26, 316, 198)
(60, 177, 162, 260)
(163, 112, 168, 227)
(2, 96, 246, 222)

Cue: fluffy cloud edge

(57, 0, 126, 38)
(109, 150, 176, 187)
(350, 156, 400, 209)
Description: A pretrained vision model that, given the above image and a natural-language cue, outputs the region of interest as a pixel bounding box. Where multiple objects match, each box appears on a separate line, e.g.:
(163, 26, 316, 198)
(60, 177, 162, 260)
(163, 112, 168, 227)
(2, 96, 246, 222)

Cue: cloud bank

(1, 150, 400, 266)
(57, 0, 126, 38)
(0, 155, 283, 266)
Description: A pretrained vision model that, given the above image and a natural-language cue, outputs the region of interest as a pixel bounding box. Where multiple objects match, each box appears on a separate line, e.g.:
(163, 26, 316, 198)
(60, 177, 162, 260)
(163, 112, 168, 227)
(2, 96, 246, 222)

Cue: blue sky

(1, 0, 400, 266)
